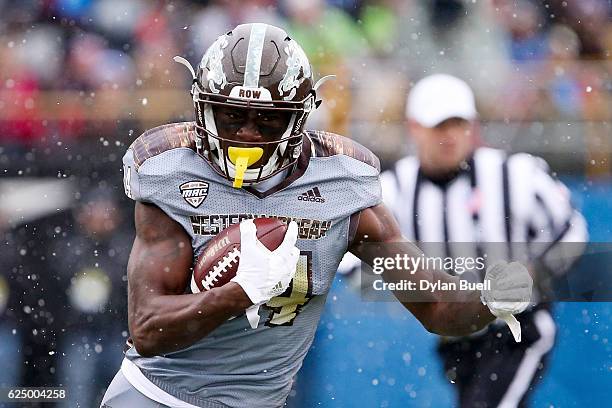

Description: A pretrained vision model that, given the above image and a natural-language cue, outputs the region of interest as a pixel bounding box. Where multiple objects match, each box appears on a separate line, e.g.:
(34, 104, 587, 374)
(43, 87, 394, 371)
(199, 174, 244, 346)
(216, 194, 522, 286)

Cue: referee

(380, 74, 588, 407)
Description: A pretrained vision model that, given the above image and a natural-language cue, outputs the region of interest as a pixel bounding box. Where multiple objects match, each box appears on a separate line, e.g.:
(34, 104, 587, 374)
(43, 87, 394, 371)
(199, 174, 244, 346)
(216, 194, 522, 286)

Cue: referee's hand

(481, 261, 533, 342)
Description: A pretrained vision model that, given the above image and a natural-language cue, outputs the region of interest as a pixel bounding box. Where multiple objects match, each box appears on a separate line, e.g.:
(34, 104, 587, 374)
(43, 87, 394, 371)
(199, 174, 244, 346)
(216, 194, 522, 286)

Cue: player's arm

(349, 203, 495, 336)
(128, 202, 252, 357)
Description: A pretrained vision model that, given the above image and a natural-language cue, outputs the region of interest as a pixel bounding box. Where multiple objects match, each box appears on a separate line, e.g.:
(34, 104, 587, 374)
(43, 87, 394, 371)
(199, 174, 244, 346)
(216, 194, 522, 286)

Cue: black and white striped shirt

(380, 147, 588, 278)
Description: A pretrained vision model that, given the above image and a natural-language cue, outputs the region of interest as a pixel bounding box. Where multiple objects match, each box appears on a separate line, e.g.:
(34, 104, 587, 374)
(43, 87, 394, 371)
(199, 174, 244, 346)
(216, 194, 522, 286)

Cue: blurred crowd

(1, 0, 611, 150)
(0, 0, 611, 406)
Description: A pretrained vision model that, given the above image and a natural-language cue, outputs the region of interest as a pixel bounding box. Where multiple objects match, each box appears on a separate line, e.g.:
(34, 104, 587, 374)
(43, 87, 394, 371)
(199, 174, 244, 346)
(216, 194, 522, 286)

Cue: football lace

(201, 247, 240, 290)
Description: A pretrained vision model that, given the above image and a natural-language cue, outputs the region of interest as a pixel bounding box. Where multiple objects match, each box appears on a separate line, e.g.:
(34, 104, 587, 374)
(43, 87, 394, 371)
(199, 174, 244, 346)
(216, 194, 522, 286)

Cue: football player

(101, 24, 531, 407)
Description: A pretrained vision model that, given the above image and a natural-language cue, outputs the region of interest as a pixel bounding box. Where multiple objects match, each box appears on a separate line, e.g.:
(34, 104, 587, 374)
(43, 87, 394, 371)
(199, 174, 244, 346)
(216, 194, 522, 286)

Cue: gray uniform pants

(101, 370, 170, 408)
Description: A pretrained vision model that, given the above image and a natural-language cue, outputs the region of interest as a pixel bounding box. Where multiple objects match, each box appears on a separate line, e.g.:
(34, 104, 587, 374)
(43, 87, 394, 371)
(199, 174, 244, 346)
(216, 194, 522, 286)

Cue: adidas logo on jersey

(180, 181, 209, 208)
(298, 187, 325, 203)
(269, 280, 286, 296)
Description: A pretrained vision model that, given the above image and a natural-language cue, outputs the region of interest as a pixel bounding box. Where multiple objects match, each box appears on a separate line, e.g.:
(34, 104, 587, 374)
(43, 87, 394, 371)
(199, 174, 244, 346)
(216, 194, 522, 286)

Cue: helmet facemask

(193, 87, 313, 187)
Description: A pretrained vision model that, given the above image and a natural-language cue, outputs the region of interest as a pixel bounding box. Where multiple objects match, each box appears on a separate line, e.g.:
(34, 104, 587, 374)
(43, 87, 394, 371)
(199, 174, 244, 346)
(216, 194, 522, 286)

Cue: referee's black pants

(437, 305, 556, 408)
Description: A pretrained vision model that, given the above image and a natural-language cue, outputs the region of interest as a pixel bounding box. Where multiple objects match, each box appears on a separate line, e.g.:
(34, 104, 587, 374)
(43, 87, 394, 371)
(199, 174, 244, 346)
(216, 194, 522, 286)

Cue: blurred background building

(0, 0, 610, 407)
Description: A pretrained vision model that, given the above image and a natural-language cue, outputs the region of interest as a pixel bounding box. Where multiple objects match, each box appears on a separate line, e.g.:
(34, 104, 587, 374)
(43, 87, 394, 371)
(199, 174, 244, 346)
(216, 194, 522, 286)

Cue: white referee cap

(406, 74, 477, 128)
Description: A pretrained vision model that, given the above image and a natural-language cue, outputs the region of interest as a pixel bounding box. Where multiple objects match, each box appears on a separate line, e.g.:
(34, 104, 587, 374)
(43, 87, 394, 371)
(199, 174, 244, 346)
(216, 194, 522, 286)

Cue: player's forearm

(129, 282, 251, 357)
(379, 242, 495, 335)
(384, 275, 495, 335)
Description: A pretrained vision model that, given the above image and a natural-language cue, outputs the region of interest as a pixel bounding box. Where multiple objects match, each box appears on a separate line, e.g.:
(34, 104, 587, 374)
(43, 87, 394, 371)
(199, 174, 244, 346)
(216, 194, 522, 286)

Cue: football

(190, 218, 288, 293)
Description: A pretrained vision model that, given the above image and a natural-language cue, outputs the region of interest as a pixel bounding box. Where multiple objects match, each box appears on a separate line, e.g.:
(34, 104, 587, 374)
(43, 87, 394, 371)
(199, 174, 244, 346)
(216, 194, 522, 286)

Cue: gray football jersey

(122, 122, 381, 407)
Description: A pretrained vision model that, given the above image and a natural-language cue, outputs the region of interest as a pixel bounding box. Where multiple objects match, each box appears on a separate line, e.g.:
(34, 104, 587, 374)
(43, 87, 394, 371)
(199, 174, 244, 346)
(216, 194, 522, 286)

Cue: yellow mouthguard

(227, 146, 264, 188)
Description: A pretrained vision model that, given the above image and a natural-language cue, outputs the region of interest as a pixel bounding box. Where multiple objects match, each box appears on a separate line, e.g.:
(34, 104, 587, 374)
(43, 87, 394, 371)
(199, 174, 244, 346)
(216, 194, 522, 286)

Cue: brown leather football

(190, 218, 288, 293)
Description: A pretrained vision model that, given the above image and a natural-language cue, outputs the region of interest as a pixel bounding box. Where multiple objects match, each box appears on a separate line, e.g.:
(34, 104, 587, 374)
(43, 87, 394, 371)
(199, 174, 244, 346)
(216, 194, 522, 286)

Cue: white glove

(231, 219, 300, 328)
(481, 261, 533, 342)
